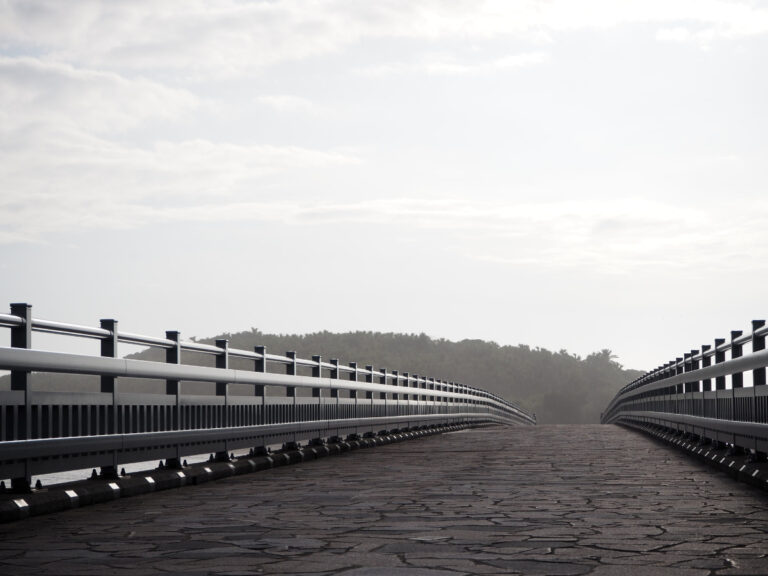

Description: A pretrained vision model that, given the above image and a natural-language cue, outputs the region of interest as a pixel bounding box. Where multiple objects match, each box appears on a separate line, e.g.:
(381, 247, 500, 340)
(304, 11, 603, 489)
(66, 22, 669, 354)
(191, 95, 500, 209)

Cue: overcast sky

(1, 1, 767, 374)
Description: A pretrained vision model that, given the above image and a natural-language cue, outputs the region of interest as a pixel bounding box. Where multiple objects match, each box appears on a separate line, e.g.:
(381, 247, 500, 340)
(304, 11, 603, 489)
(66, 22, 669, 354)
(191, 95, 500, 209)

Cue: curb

(0, 423, 476, 523)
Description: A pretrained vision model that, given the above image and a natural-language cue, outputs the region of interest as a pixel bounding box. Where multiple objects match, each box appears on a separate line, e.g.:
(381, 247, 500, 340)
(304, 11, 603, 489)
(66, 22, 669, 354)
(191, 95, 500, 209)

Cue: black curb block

(0, 422, 480, 523)
(619, 422, 768, 494)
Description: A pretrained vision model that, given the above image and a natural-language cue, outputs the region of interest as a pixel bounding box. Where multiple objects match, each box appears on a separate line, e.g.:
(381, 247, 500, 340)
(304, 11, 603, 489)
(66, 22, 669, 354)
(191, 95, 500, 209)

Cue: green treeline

(150, 329, 642, 424)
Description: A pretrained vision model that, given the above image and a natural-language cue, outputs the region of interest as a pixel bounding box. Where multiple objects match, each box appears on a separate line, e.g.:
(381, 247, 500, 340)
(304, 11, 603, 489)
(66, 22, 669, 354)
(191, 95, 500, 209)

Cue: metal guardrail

(0, 303, 535, 491)
(602, 319, 768, 456)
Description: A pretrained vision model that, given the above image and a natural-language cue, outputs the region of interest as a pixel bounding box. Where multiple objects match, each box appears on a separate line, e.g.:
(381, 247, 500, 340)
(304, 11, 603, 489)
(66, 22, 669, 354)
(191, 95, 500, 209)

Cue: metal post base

(100, 466, 119, 480)
(10, 477, 31, 494)
(748, 451, 767, 463)
(164, 458, 183, 470)
(214, 451, 231, 463)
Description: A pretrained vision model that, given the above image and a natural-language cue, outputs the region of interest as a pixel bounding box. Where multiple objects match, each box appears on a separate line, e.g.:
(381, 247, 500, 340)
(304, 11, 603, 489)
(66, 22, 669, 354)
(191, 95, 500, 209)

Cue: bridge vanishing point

(1, 304, 768, 575)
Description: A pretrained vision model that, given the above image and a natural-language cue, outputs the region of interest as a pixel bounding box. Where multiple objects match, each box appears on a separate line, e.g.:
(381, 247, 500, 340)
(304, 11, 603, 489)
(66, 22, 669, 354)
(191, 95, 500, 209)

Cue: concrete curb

(0, 422, 478, 523)
(619, 422, 768, 494)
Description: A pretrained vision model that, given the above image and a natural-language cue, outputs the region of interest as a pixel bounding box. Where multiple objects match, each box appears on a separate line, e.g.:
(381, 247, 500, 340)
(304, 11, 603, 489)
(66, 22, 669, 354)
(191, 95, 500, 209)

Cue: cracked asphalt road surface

(1, 424, 767, 575)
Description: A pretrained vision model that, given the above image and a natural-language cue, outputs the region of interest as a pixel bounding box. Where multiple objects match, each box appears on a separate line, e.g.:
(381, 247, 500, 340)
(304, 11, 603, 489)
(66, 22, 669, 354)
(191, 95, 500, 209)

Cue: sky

(1, 0, 767, 374)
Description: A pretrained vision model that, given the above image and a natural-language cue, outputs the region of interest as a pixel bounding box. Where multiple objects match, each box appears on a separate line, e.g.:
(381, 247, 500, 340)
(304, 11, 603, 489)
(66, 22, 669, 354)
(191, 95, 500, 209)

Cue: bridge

(1, 304, 768, 574)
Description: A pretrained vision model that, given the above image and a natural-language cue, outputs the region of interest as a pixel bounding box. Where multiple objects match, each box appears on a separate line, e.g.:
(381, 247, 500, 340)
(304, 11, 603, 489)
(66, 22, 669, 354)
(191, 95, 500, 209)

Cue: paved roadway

(1, 425, 767, 575)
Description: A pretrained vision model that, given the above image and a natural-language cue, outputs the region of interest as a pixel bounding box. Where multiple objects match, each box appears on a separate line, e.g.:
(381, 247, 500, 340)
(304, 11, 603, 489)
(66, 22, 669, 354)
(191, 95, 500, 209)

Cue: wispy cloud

(255, 94, 319, 114)
(359, 51, 548, 77)
(0, 135, 360, 242)
(1, 1, 766, 76)
(0, 56, 199, 134)
(4, 191, 765, 276)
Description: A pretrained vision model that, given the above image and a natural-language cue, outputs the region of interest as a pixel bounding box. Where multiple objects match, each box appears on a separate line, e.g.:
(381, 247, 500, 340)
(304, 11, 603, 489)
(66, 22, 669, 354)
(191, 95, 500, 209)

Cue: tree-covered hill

(1, 330, 643, 424)
(129, 329, 642, 424)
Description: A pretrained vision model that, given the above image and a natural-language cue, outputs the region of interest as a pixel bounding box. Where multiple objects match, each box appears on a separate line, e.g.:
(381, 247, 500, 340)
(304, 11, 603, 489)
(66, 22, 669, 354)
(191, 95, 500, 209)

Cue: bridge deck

(1, 424, 767, 575)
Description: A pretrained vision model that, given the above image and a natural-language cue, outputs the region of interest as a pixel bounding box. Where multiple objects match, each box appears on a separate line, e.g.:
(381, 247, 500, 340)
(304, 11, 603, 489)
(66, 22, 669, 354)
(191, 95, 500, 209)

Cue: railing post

(215, 338, 229, 401)
(348, 362, 358, 397)
(753, 320, 766, 388)
(99, 318, 119, 478)
(213, 339, 230, 461)
(683, 353, 693, 393)
(376, 368, 387, 422)
(713, 338, 726, 425)
(674, 357, 683, 422)
(307, 355, 324, 444)
(329, 359, 340, 402)
(388, 369, 397, 401)
(365, 365, 374, 400)
(312, 355, 323, 399)
(286, 351, 297, 424)
(731, 331, 744, 389)
(729, 330, 743, 429)
(10, 303, 32, 492)
(752, 320, 765, 428)
(752, 321, 766, 453)
(701, 344, 712, 392)
(165, 330, 182, 468)
(690, 350, 700, 430)
(348, 362, 358, 418)
(255, 345, 267, 373)
(714, 338, 726, 389)
(254, 346, 266, 426)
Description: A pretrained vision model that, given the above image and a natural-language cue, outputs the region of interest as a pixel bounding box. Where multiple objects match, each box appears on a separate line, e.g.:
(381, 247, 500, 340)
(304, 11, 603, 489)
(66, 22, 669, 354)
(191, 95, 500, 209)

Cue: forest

(151, 329, 642, 424)
(1, 329, 643, 424)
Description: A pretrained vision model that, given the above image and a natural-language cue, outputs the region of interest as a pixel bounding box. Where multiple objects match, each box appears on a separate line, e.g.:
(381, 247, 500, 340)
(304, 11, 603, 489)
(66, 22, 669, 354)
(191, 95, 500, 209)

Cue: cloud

(0, 56, 199, 134)
(0, 133, 360, 241)
(359, 51, 548, 77)
(2, 1, 767, 76)
(255, 94, 318, 114)
(656, 27, 695, 43)
(6, 189, 764, 277)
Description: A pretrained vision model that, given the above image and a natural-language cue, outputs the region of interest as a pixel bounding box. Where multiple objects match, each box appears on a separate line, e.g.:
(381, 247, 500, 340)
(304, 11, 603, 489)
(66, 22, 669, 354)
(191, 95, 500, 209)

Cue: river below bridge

(1, 424, 767, 575)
